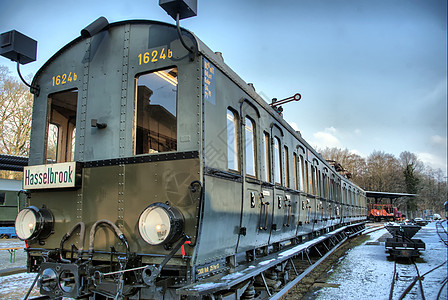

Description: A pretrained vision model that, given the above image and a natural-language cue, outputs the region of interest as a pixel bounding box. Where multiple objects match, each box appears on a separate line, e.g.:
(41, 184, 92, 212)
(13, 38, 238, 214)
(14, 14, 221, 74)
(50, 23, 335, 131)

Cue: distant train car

(9, 17, 367, 299)
(368, 203, 402, 222)
(0, 178, 26, 238)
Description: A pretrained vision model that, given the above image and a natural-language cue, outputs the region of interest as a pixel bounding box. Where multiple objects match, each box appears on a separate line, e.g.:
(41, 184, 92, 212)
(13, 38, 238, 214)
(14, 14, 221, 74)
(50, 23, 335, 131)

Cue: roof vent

(81, 17, 109, 38)
(247, 83, 255, 91)
(215, 52, 224, 62)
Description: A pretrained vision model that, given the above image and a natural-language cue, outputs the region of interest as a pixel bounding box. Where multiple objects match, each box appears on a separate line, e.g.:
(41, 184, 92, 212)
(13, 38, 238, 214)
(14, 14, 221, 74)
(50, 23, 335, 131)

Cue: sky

(1, 0, 447, 175)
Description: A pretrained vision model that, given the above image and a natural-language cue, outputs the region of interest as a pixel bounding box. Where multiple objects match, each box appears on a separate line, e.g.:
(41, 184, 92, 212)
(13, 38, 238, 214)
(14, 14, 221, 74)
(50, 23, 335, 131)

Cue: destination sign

(23, 162, 79, 189)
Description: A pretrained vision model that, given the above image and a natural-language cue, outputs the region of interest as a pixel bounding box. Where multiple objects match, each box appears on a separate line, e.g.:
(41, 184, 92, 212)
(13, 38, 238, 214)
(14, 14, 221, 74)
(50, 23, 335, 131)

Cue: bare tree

(0, 66, 33, 180)
(0, 65, 33, 156)
(318, 147, 367, 187)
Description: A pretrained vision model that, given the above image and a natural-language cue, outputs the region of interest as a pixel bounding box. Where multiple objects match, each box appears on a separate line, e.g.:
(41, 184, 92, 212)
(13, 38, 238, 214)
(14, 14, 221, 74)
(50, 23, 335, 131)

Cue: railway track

(4, 223, 445, 299)
(435, 220, 448, 246)
(2, 224, 368, 300)
(280, 224, 381, 299)
(388, 221, 447, 300)
(389, 258, 447, 300)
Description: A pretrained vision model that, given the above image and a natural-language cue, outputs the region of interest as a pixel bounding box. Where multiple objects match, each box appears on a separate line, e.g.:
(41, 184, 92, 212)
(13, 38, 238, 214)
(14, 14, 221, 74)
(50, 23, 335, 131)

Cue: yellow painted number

(52, 72, 77, 86)
(138, 47, 173, 65)
(151, 50, 158, 62)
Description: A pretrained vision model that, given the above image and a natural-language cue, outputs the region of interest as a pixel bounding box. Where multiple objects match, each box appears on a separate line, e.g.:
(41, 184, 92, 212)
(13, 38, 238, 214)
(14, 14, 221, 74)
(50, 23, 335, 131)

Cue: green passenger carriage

(7, 16, 367, 299)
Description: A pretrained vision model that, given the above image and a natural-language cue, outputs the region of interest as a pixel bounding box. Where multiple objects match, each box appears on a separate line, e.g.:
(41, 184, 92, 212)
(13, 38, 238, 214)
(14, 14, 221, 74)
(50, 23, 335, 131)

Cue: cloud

(290, 122, 300, 132)
(326, 126, 337, 134)
(311, 127, 341, 148)
(349, 149, 364, 156)
(430, 135, 447, 146)
(417, 152, 447, 174)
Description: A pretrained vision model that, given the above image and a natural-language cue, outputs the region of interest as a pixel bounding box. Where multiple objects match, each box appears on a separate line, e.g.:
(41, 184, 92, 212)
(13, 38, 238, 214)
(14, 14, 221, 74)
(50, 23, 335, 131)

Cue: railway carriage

(7, 16, 367, 299)
(0, 177, 27, 238)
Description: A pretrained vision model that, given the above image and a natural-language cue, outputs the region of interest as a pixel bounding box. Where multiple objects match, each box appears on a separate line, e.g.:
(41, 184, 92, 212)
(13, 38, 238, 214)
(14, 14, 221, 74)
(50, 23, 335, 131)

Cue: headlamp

(138, 203, 184, 245)
(15, 206, 54, 241)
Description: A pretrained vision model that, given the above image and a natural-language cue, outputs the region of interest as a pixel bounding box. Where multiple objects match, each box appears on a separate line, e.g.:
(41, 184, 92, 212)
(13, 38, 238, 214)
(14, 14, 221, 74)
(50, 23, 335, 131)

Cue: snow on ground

(0, 272, 40, 299)
(0, 239, 37, 299)
(0, 239, 26, 269)
(313, 222, 447, 300)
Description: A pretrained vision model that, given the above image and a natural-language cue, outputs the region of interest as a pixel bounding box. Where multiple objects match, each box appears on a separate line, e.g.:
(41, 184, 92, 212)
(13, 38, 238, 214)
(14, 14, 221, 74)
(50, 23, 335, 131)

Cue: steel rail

(389, 260, 397, 300)
(412, 259, 426, 300)
(270, 235, 348, 300)
(436, 277, 447, 300)
(436, 221, 448, 246)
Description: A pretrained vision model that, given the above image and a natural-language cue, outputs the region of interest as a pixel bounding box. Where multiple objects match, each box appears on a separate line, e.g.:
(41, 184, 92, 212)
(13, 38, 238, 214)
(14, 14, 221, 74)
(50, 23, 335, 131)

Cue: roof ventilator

(81, 17, 109, 38)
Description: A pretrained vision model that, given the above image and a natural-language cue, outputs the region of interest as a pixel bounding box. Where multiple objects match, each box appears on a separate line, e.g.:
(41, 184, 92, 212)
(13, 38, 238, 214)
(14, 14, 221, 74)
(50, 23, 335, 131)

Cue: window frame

(45, 89, 78, 163)
(293, 153, 298, 190)
(273, 136, 282, 185)
(226, 108, 240, 172)
(263, 132, 271, 182)
(284, 145, 289, 188)
(134, 67, 179, 155)
(244, 116, 257, 177)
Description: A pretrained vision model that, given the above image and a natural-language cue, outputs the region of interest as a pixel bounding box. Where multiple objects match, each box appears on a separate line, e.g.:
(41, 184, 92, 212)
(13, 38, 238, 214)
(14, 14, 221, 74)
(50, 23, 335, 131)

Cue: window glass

(324, 173, 328, 198)
(264, 132, 271, 182)
(46, 89, 78, 163)
(0, 193, 5, 206)
(245, 117, 256, 176)
(226, 109, 239, 171)
(273, 137, 281, 184)
(305, 160, 310, 193)
(311, 166, 316, 195)
(293, 153, 298, 190)
(318, 170, 321, 197)
(298, 155, 304, 191)
(284, 146, 289, 187)
(330, 178, 332, 200)
(46, 124, 59, 162)
(136, 68, 178, 154)
(71, 128, 76, 161)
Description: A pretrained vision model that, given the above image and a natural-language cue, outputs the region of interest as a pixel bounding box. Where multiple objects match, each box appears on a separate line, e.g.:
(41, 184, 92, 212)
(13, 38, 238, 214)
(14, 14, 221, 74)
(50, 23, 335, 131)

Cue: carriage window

(245, 117, 256, 176)
(135, 68, 178, 154)
(273, 137, 281, 184)
(293, 153, 298, 190)
(264, 132, 271, 182)
(284, 146, 289, 188)
(46, 89, 78, 163)
(0, 193, 5, 206)
(305, 160, 309, 193)
(324, 173, 328, 198)
(46, 124, 59, 162)
(299, 155, 305, 191)
(315, 167, 322, 197)
(227, 109, 239, 171)
(311, 166, 316, 195)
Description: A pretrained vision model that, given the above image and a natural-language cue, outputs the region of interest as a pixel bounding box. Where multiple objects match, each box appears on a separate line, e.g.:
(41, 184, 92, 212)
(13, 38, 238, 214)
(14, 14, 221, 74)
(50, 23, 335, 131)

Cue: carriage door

(268, 127, 288, 244)
(237, 113, 271, 253)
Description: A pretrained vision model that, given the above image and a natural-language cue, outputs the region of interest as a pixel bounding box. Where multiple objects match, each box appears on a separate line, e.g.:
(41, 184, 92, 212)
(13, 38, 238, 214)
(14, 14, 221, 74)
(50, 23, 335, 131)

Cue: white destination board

(23, 162, 78, 189)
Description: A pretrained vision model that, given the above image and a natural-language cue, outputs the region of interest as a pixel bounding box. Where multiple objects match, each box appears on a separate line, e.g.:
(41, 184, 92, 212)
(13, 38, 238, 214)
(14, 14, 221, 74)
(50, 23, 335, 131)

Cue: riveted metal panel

(236, 184, 270, 253)
(29, 21, 201, 166)
(24, 189, 80, 249)
(123, 158, 200, 257)
(194, 176, 241, 265)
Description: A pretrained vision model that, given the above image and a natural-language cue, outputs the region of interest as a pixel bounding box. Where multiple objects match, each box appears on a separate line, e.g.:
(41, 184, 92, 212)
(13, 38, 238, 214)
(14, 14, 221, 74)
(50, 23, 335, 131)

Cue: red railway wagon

(368, 204, 402, 221)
